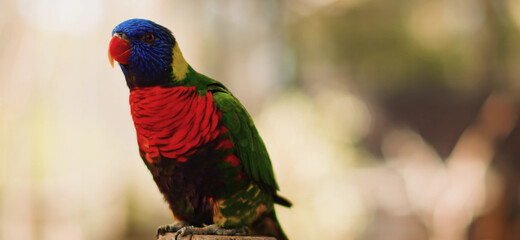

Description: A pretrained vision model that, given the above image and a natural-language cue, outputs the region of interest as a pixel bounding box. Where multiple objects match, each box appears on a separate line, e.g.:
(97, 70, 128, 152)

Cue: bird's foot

(156, 221, 188, 238)
(175, 224, 249, 239)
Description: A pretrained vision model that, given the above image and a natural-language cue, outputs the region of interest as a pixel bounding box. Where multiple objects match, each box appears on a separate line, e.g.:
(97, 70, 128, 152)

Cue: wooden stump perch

(158, 233, 276, 240)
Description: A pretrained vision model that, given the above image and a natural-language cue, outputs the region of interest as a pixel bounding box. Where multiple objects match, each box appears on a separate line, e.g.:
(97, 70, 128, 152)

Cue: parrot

(108, 19, 291, 240)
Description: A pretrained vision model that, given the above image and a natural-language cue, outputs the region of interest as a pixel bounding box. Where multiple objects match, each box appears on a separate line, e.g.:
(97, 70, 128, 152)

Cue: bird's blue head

(109, 19, 186, 89)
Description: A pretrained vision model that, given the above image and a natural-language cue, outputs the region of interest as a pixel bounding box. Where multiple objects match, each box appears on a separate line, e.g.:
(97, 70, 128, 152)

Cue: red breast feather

(130, 86, 225, 163)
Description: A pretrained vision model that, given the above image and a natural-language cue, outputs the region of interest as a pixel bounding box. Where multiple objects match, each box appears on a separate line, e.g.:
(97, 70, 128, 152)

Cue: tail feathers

(250, 210, 288, 240)
(274, 194, 292, 208)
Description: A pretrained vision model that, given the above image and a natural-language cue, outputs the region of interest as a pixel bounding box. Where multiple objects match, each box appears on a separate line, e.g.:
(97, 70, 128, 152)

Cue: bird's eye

(143, 33, 155, 43)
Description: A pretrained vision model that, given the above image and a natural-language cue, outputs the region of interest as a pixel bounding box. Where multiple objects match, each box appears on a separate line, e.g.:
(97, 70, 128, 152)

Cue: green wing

(209, 84, 279, 193)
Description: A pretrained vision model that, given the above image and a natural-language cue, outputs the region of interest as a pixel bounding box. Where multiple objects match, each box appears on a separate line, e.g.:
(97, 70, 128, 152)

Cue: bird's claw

(156, 222, 188, 238)
(174, 225, 249, 239)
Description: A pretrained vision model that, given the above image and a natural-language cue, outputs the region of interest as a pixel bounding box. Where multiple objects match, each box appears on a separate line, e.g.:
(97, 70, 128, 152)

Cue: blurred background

(2, 0, 520, 239)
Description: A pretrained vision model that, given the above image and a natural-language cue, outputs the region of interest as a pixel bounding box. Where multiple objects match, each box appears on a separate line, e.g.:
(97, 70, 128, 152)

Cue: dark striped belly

(144, 135, 246, 225)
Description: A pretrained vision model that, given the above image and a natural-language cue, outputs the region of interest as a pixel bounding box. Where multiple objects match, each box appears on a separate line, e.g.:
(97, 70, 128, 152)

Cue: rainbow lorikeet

(108, 19, 291, 240)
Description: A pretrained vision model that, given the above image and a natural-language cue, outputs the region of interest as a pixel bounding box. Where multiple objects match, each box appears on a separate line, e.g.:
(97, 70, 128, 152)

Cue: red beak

(108, 34, 131, 67)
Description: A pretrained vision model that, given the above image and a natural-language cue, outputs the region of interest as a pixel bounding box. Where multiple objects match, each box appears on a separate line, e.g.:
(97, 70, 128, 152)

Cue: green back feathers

(211, 86, 279, 193)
